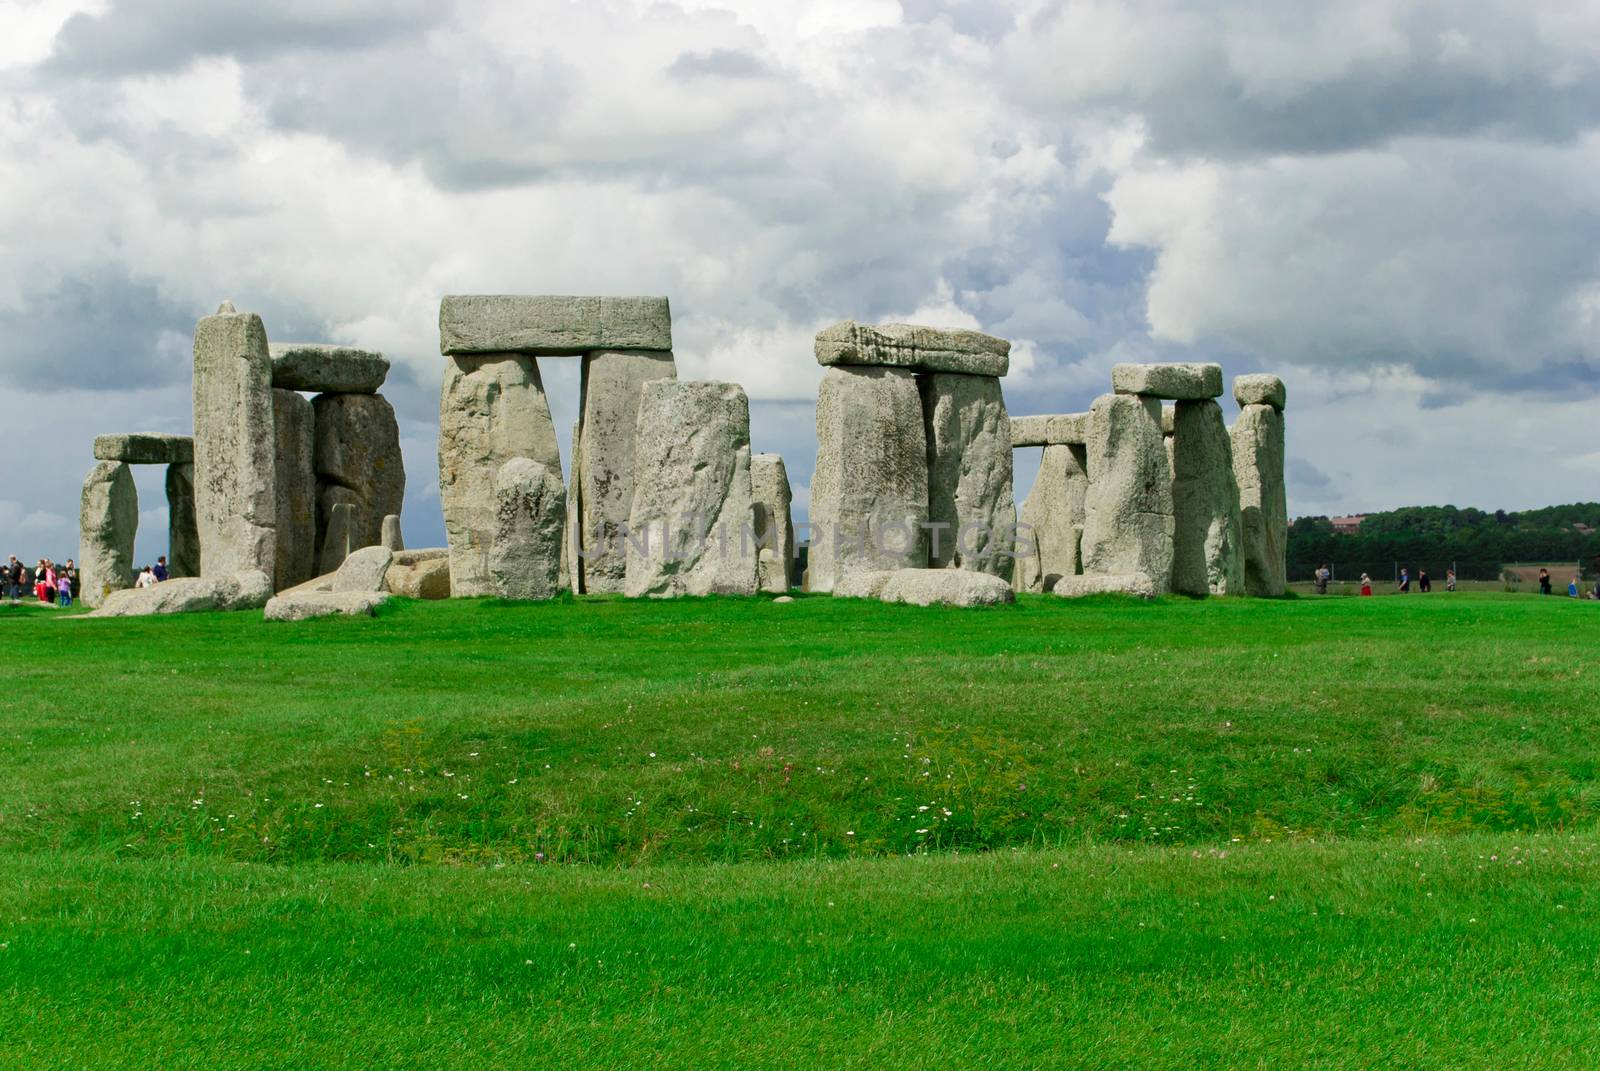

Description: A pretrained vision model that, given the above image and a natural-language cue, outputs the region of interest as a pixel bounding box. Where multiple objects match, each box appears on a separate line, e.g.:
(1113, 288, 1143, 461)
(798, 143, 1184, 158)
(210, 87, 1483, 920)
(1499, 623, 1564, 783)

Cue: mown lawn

(1, 592, 1596, 1067)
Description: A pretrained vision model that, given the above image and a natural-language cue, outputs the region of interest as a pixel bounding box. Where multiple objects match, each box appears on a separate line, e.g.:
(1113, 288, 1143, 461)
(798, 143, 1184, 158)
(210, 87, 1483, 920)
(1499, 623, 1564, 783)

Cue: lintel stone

(1233, 373, 1286, 410)
(815, 320, 1010, 376)
(93, 433, 193, 465)
(438, 295, 672, 356)
(269, 343, 389, 393)
(1111, 362, 1223, 400)
(1009, 413, 1089, 447)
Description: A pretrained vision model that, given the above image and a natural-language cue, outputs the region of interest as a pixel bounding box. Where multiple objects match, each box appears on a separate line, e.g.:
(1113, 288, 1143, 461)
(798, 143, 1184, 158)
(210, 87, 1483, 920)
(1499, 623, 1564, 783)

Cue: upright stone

(165, 463, 199, 578)
(1232, 400, 1288, 597)
(576, 349, 677, 593)
(1080, 393, 1174, 593)
(488, 459, 567, 600)
(624, 381, 759, 598)
(438, 354, 562, 597)
(272, 388, 316, 592)
(920, 373, 1015, 580)
(1015, 443, 1088, 593)
(318, 495, 356, 575)
(312, 393, 405, 555)
(808, 367, 928, 592)
(1171, 400, 1245, 596)
(381, 514, 404, 551)
(191, 303, 276, 579)
(79, 460, 137, 608)
(750, 453, 795, 594)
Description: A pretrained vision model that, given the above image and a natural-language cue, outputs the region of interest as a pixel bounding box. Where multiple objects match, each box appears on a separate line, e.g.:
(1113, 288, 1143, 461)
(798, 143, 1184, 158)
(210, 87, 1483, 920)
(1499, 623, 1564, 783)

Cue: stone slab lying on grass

(92, 433, 194, 465)
(815, 321, 1010, 376)
(833, 568, 1015, 607)
(385, 556, 451, 599)
(439, 296, 672, 355)
(1111, 362, 1223, 400)
(1233, 373, 1286, 410)
(264, 590, 388, 622)
(1051, 573, 1157, 599)
(332, 546, 394, 593)
(269, 343, 389, 393)
(89, 570, 272, 617)
(1009, 413, 1089, 447)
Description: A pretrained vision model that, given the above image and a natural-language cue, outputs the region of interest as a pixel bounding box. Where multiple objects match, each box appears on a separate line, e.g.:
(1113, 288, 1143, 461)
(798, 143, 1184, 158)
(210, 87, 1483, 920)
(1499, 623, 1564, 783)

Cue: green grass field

(2, 592, 1597, 1068)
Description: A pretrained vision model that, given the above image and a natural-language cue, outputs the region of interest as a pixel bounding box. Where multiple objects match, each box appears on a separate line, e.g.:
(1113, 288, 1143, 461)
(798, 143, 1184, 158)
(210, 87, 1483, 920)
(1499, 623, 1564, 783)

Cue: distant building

(1331, 514, 1368, 535)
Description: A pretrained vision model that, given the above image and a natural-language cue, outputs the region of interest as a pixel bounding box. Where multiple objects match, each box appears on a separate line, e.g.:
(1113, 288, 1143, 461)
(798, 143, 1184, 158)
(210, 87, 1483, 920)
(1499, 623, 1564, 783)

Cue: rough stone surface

(264, 590, 388, 622)
(1009, 413, 1089, 447)
(165, 463, 200, 578)
(1161, 405, 1175, 435)
(381, 514, 404, 551)
(318, 494, 356, 575)
(1234, 374, 1286, 410)
(920, 373, 1015, 580)
(385, 556, 451, 599)
(1171, 400, 1245, 596)
(807, 366, 929, 592)
(269, 343, 389, 393)
(93, 433, 193, 465)
(815, 321, 1009, 376)
(439, 295, 672, 355)
(79, 460, 137, 608)
(1079, 393, 1174, 593)
(832, 571, 894, 600)
(624, 381, 759, 598)
(391, 548, 448, 567)
(439, 354, 563, 597)
(272, 388, 317, 592)
(750, 453, 794, 594)
(90, 570, 272, 617)
(312, 392, 404, 555)
(1015, 444, 1087, 593)
(575, 349, 677, 593)
(1232, 404, 1288, 597)
(880, 569, 1015, 607)
(332, 546, 395, 593)
(1111, 362, 1223, 400)
(488, 459, 567, 600)
(192, 306, 277, 579)
(1051, 573, 1157, 599)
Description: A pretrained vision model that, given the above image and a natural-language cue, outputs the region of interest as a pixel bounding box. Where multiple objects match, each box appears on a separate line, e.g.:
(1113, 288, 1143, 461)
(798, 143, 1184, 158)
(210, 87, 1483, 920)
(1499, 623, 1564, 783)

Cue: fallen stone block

(1051, 573, 1157, 599)
(93, 433, 194, 465)
(815, 321, 1010, 376)
(1111, 362, 1223, 400)
(333, 546, 394, 593)
(90, 570, 272, 617)
(880, 569, 1015, 607)
(385, 556, 451, 599)
(269, 343, 389, 394)
(264, 590, 388, 622)
(439, 295, 672, 355)
(1233, 374, 1286, 410)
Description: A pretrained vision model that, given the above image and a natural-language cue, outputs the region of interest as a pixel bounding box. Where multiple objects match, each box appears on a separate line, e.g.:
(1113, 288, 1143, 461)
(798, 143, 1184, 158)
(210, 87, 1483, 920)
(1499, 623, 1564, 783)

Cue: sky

(2, 0, 1598, 563)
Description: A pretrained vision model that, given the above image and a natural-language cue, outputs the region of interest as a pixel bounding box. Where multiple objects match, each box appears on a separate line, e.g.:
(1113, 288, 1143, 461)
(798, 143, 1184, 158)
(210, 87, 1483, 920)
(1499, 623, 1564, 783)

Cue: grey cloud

(667, 49, 771, 81)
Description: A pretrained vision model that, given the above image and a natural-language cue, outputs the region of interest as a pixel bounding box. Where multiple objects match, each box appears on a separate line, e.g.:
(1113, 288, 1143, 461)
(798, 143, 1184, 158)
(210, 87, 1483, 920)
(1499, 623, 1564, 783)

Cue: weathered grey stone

(439, 354, 563, 597)
(1015, 444, 1087, 593)
(1234, 374, 1286, 410)
(439, 295, 672, 355)
(318, 493, 356, 575)
(881, 569, 1015, 607)
(1051, 573, 1157, 599)
(269, 343, 388, 394)
(93, 433, 193, 465)
(381, 514, 404, 551)
(1009, 413, 1089, 447)
(332, 546, 394, 593)
(312, 392, 404, 555)
(564, 420, 580, 594)
(272, 388, 316, 592)
(192, 306, 276, 579)
(384, 556, 451, 599)
(920, 373, 1015, 579)
(807, 366, 929, 592)
(90, 570, 271, 617)
(773, 595, 794, 603)
(165, 463, 199, 578)
(832, 570, 895, 600)
(1232, 403, 1288, 597)
(1111, 362, 1223, 400)
(1171, 400, 1245, 596)
(1161, 405, 1175, 436)
(276, 571, 335, 598)
(815, 321, 1010, 376)
(79, 460, 137, 608)
(488, 459, 567, 600)
(624, 381, 759, 598)
(1080, 393, 1174, 593)
(264, 590, 388, 622)
(750, 453, 794, 594)
(575, 349, 677, 593)
(390, 548, 448, 567)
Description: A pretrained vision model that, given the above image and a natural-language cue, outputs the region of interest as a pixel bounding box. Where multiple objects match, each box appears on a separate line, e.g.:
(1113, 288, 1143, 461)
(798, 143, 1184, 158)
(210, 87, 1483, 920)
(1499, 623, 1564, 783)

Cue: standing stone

(624, 381, 759, 598)
(576, 349, 677, 593)
(488, 459, 567, 600)
(438, 354, 562, 597)
(565, 420, 581, 594)
(79, 460, 137, 608)
(1232, 402, 1288, 597)
(272, 388, 316, 592)
(165, 463, 199, 578)
(312, 393, 405, 555)
(1080, 393, 1174, 593)
(750, 453, 795, 594)
(1171, 400, 1245, 596)
(192, 304, 276, 579)
(318, 494, 356, 575)
(920, 373, 1015, 580)
(1015, 443, 1088, 593)
(381, 514, 404, 551)
(808, 366, 928, 592)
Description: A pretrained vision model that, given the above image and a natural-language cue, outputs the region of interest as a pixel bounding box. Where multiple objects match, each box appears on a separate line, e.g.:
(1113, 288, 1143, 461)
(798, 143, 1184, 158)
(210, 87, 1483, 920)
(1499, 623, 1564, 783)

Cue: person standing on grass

(1418, 569, 1431, 593)
(1446, 569, 1457, 592)
(5, 556, 19, 602)
(64, 559, 80, 601)
(1360, 574, 1373, 596)
(153, 556, 168, 582)
(1539, 568, 1552, 595)
(1315, 564, 1331, 595)
(1398, 568, 1411, 593)
(57, 569, 72, 608)
(1570, 576, 1581, 598)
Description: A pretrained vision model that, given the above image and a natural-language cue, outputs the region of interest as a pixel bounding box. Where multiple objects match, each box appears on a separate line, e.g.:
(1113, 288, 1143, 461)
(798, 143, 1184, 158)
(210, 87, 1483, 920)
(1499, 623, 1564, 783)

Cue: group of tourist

(1313, 565, 1457, 596)
(1536, 567, 1600, 599)
(4, 554, 175, 607)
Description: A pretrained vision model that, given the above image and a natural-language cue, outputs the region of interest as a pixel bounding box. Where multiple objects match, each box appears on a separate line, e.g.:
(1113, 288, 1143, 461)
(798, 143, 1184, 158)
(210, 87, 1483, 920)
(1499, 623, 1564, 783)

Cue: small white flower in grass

(916, 828, 929, 834)
(648, 753, 656, 759)
(314, 803, 324, 809)
(845, 831, 855, 836)
(568, 943, 576, 949)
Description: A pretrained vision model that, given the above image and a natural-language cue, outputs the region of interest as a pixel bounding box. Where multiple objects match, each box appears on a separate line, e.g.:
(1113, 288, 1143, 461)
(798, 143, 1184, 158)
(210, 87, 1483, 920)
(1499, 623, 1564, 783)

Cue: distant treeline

(1288, 503, 1600, 581)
